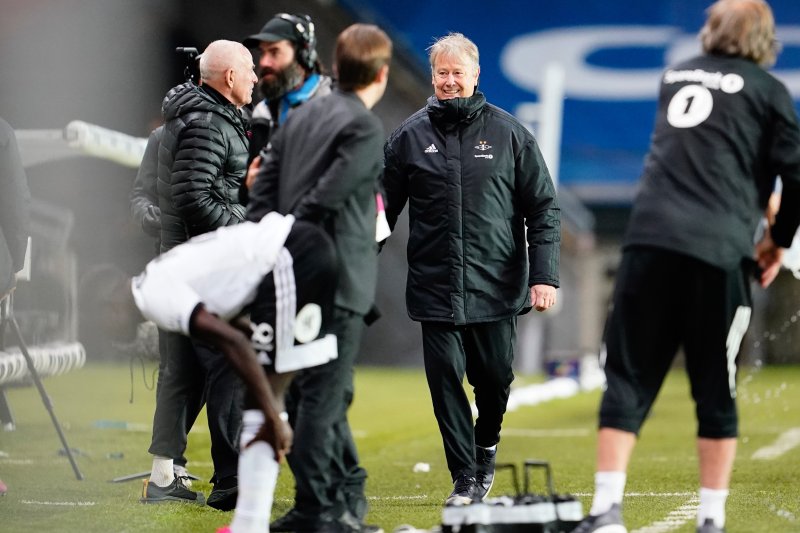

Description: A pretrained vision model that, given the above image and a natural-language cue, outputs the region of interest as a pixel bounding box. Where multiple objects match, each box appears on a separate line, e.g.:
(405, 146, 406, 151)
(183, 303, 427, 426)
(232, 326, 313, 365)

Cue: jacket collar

(427, 91, 486, 128)
(267, 73, 325, 125)
(161, 82, 245, 133)
(200, 84, 240, 112)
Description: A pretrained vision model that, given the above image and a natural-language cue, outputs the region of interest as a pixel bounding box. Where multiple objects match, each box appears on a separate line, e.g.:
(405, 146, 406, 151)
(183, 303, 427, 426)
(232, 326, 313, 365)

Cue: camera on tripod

(176, 47, 200, 83)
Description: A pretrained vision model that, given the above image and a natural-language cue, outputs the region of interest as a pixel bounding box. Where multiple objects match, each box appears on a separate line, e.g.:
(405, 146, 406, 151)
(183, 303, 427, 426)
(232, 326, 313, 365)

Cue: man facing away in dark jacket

(141, 39, 257, 510)
(130, 126, 163, 253)
(382, 32, 561, 506)
(247, 23, 392, 533)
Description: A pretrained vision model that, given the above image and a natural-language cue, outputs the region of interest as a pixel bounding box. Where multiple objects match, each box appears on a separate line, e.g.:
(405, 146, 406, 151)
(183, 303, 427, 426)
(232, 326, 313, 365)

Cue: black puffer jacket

(383, 92, 560, 324)
(157, 82, 248, 252)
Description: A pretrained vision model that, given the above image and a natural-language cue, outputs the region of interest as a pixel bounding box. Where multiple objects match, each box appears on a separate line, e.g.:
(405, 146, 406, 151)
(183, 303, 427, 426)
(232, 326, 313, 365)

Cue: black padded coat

(157, 83, 248, 252)
(383, 92, 560, 325)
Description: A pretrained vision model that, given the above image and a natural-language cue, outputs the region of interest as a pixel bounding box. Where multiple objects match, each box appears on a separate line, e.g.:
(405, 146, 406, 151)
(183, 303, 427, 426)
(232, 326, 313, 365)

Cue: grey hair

(199, 40, 248, 82)
(428, 32, 479, 74)
(700, 0, 779, 67)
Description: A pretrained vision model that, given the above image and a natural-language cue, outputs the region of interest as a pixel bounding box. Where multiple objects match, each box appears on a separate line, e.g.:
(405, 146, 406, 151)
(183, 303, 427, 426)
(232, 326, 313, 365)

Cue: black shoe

(345, 490, 369, 522)
(207, 476, 238, 511)
(474, 445, 497, 500)
(270, 508, 300, 532)
(271, 508, 323, 532)
(445, 473, 477, 506)
(697, 518, 726, 533)
(140, 476, 205, 505)
(571, 503, 626, 533)
(319, 510, 384, 533)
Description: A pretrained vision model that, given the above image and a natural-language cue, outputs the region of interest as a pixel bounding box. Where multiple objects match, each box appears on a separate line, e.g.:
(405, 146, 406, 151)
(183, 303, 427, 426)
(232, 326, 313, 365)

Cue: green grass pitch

(0, 362, 798, 532)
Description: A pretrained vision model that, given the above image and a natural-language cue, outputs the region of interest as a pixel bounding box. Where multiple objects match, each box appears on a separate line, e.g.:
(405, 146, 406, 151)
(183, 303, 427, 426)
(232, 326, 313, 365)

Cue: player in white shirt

(89, 212, 338, 532)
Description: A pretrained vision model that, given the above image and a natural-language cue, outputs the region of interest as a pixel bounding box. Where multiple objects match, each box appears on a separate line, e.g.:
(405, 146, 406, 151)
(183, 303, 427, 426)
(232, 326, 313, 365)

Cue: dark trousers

(600, 247, 747, 438)
(421, 318, 516, 480)
(154, 328, 201, 468)
(285, 307, 368, 519)
(149, 330, 244, 482)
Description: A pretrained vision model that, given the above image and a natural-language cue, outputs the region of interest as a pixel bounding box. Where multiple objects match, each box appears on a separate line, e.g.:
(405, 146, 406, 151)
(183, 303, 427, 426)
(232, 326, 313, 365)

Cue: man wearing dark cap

(241, 13, 332, 194)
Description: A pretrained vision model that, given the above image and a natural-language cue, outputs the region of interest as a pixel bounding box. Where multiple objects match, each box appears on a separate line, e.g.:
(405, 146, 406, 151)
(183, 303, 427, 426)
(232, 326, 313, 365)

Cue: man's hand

(755, 231, 784, 288)
(0, 283, 16, 303)
(245, 155, 262, 190)
(248, 412, 293, 462)
(142, 205, 161, 236)
(230, 316, 253, 337)
(531, 284, 556, 312)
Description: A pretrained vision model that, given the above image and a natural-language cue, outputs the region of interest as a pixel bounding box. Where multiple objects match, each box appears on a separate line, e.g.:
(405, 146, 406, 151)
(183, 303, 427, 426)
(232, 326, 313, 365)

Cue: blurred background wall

(4, 0, 799, 369)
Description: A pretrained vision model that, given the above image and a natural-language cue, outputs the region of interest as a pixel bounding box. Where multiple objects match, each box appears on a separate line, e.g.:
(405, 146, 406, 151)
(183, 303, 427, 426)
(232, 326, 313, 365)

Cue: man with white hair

(382, 32, 560, 508)
(140, 39, 257, 509)
(573, 1, 800, 532)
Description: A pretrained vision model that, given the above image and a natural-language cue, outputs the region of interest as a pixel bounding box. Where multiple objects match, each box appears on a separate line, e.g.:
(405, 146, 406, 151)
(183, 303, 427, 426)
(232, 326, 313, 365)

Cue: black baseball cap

(243, 16, 298, 47)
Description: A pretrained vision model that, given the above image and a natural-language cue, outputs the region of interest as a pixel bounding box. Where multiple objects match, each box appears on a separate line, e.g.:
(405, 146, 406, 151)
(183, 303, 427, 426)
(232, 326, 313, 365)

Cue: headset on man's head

(277, 13, 318, 72)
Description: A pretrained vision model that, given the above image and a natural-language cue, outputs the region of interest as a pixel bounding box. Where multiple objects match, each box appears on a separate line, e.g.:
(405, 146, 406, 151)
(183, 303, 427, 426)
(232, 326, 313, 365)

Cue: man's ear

(226, 68, 236, 88)
(376, 64, 389, 84)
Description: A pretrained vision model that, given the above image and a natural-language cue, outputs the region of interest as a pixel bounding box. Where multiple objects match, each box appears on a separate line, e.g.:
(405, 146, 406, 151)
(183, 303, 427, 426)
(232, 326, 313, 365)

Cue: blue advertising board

(340, 1, 800, 203)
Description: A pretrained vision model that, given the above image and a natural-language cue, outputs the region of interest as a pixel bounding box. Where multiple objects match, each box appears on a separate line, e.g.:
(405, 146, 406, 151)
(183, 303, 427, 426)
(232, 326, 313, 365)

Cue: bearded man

(242, 13, 332, 192)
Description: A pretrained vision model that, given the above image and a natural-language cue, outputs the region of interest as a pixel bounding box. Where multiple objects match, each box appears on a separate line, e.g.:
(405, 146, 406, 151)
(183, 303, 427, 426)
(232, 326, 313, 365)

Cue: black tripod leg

(0, 387, 15, 430)
(9, 315, 84, 481)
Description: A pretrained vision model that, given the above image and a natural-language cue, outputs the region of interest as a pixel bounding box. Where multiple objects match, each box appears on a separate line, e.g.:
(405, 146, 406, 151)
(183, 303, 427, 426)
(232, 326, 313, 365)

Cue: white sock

(229, 410, 279, 533)
(589, 471, 626, 516)
(697, 487, 728, 527)
(150, 455, 174, 487)
(173, 464, 191, 487)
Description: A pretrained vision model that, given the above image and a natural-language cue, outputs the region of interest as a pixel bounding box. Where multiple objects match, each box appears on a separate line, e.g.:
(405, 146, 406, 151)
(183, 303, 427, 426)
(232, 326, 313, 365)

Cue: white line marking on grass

(572, 492, 695, 497)
(501, 428, 591, 437)
(21, 500, 97, 506)
(630, 497, 699, 533)
(751, 427, 800, 460)
(368, 495, 429, 501)
(186, 461, 214, 468)
(767, 503, 797, 523)
(277, 495, 430, 503)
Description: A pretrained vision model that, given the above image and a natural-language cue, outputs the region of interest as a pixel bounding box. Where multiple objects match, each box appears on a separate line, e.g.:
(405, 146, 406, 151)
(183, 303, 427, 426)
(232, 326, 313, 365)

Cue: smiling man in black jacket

(247, 23, 391, 533)
(382, 32, 561, 507)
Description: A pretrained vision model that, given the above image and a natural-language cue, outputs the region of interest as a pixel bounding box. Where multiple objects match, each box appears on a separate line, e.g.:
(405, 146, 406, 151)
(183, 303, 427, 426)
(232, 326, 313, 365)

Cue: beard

(257, 60, 306, 101)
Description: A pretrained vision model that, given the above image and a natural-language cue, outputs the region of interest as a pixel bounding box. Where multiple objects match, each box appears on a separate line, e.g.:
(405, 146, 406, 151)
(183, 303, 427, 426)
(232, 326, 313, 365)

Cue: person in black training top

(573, 2, 800, 533)
(247, 23, 392, 533)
